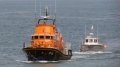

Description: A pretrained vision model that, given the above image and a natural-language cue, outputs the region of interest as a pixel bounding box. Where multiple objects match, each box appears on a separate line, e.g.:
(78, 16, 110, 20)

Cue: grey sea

(0, 0, 120, 67)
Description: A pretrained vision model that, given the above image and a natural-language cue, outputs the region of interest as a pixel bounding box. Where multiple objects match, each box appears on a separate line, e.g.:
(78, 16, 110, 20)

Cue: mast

(35, 0, 37, 23)
(45, 6, 48, 16)
(90, 25, 94, 36)
(50, 4, 51, 16)
(85, 23, 86, 38)
(97, 23, 98, 38)
(54, 0, 56, 26)
(40, 3, 41, 18)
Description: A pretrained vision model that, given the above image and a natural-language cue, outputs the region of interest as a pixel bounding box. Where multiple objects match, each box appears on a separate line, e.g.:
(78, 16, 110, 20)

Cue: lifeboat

(22, 7, 72, 61)
(80, 25, 107, 52)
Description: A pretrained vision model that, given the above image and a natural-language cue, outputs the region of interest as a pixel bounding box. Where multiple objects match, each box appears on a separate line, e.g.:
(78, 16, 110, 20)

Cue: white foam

(37, 61, 49, 63)
(15, 60, 34, 63)
(22, 61, 34, 63)
(71, 55, 89, 60)
(37, 61, 59, 63)
(73, 51, 112, 55)
(15, 60, 60, 63)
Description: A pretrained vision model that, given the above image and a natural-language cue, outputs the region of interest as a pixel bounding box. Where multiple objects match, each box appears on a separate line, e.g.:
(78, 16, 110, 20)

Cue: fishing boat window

(46, 36, 50, 39)
(40, 36, 44, 39)
(94, 39, 97, 43)
(86, 39, 88, 42)
(89, 39, 93, 43)
(34, 36, 38, 39)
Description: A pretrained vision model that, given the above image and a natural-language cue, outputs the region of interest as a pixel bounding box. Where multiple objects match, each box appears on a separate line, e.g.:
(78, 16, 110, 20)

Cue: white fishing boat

(79, 25, 107, 52)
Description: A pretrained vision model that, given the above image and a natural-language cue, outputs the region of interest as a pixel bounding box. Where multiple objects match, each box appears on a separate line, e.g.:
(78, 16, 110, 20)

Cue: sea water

(0, 0, 120, 67)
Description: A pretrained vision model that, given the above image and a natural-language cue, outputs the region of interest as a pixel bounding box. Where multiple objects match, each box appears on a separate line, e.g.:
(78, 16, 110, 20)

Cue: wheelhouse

(85, 36, 99, 45)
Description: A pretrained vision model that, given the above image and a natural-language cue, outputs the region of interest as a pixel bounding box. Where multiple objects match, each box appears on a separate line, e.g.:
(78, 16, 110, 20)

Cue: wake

(73, 51, 112, 55)
(15, 60, 60, 63)
(15, 51, 112, 63)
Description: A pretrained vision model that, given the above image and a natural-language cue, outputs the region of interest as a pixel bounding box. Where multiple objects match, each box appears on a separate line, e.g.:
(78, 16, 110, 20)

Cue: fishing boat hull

(23, 47, 72, 61)
(80, 45, 105, 52)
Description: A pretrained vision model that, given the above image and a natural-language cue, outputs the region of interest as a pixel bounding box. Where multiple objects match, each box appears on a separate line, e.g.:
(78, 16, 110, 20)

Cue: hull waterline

(80, 45, 105, 52)
(23, 47, 72, 61)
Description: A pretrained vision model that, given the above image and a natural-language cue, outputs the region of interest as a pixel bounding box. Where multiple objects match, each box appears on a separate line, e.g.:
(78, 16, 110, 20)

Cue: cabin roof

(85, 36, 99, 39)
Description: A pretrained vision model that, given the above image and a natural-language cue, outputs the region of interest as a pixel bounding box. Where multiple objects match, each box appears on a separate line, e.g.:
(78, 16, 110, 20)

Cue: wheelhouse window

(86, 39, 88, 42)
(40, 36, 44, 39)
(32, 36, 34, 39)
(94, 39, 97, 43)
(34, 36, 38, 39)
(89, 39, 93, 43)
(51, 36, 54, 39)
(46, 36, 50, 39)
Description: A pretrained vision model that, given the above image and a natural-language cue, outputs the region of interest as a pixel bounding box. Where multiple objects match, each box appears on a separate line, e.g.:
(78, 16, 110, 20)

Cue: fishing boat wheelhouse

(80, 25, 107, 52)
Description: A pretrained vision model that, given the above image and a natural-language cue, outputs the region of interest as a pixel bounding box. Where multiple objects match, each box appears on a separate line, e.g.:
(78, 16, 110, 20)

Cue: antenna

(45, 6, 48, 16)
(55, 0, 56, 13)
(40, 2, 41, 18)
(50, 4, 51, 16)
(91, 25, 94, 32)
(35, 0, 37, 23)
(90, 25, 94, 36)
(54, 0, 56, 26)
(97, 23, 98, 38)
(85, 23, 86, 38)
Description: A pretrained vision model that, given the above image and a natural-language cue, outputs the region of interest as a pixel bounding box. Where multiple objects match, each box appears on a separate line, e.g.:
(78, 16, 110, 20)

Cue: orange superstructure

(28, 15, 64, 50)
(29, 22, 64, 50)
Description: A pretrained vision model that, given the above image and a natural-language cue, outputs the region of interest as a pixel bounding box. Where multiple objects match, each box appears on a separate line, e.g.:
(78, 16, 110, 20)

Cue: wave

(71, 55, 89, 60)
(15, 60, 60, 63)
(15, 60, 34, 63)
(73, 51, 112, 55)
(71, 51, 113, 61)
